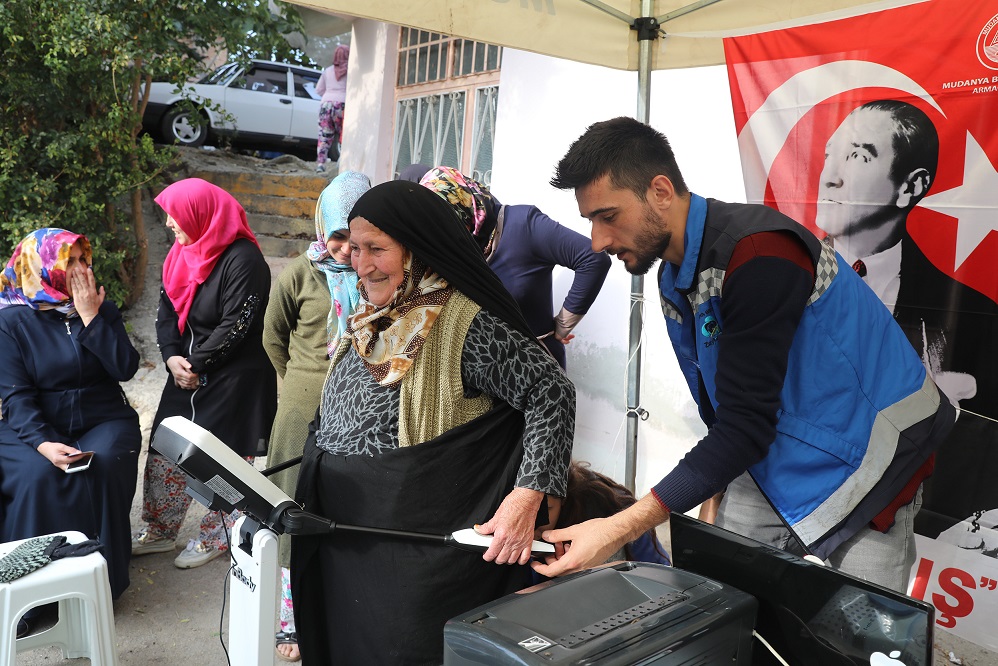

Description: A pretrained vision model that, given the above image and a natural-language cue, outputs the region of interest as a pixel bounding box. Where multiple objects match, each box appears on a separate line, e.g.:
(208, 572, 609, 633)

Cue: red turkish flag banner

(727, 0, 998, 303)
(726, 0, 998, 650)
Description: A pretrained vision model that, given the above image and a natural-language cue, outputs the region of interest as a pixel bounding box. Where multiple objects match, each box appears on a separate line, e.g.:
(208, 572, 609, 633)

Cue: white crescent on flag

(737, 60, 943, 205)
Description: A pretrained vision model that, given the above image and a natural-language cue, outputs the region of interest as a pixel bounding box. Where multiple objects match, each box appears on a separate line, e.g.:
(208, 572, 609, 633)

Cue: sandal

(275, 630, 301, 663)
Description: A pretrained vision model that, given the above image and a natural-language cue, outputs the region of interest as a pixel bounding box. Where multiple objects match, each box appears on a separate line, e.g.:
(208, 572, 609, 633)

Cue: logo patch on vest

(700, 313, 721, 346)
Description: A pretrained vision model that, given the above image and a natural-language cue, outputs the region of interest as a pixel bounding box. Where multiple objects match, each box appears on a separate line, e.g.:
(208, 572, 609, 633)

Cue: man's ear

(896, 168, 932, 208)
(647, 174, 676, 209)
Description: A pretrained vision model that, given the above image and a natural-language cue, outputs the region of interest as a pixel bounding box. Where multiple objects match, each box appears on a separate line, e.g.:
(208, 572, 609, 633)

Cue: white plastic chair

(0, 530, 118, 665)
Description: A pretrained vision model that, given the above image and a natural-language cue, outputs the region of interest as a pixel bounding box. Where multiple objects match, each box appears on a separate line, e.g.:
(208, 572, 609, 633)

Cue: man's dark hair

(858, 100, 938, 185)
(551, 117, 689, 198)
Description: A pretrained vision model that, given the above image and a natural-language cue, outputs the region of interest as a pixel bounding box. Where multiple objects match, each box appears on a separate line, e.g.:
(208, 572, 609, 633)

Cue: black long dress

(0, 300, 141, 598)
(152, 238, 276, 456)
(292, 310, 576, 664)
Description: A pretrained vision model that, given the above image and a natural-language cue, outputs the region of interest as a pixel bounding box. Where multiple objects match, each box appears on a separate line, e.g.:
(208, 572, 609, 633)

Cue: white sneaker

(173, 540, 226, 569)
(131, 531, 177, 556)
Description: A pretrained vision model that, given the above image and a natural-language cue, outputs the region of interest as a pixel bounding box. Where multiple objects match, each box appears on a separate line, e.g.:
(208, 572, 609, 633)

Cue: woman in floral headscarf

(131, 178, 276, 570)
(420, 166, 611, 368)
(262, 170, 370, 662)
(0, 229, 141, 618)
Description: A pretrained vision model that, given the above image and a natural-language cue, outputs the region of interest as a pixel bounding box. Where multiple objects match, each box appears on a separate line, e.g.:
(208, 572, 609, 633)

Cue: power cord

(218, 510, 234, 666)
(753, 630, 791, 666)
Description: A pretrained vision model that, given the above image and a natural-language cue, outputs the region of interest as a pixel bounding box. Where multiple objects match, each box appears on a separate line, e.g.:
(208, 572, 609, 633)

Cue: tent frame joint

(626, 406, 650, 421)
(631, 16, 662, 41)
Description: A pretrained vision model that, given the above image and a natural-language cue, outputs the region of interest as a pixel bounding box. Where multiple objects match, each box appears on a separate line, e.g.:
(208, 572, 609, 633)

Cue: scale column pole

(227, 515, 281, 666)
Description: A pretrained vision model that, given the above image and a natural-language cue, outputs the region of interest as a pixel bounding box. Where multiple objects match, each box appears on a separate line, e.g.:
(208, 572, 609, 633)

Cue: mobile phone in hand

(64, 451, 95, 474)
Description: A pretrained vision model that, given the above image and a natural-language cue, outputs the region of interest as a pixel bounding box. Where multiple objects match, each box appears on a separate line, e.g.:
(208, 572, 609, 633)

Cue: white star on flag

(919, 131, 998, 270)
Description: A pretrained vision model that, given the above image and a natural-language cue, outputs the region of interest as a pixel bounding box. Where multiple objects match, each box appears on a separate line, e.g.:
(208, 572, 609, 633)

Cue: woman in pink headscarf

(131, 178, 277, 570)
(314, 44, 349, 172)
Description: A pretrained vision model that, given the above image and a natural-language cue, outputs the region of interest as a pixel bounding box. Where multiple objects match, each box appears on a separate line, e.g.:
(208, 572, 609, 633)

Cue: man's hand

(476, 487, 543, 565)
(69, 265, 104, 326)
(530, 516, 629, 577)
(166, 355, 200, 390)
(531, 493, 669, 577)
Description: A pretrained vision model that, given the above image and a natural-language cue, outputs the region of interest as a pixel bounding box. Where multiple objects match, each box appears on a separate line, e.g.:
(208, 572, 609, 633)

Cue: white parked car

(143, 60, 324, 155)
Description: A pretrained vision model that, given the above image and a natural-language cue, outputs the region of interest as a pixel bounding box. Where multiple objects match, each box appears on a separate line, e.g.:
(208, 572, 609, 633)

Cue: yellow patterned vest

(329, 290, 493, 447)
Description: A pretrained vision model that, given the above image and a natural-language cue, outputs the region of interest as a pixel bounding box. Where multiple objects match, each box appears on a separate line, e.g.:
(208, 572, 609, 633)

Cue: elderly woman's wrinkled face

(165, 215, 191, 246)
(349, 217, 407, 307)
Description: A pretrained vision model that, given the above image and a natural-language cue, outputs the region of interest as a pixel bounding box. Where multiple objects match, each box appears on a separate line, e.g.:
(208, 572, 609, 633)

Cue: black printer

(443, 562, 756, 665)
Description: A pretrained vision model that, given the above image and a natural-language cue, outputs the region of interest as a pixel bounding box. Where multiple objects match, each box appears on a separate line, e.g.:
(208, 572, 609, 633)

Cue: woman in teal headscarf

(262, 170, 370, 662)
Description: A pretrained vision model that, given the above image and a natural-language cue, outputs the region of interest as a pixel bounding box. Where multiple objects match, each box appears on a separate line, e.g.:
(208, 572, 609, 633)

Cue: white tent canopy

(282, 0, 927, 489)
(286, 0, 925, 71)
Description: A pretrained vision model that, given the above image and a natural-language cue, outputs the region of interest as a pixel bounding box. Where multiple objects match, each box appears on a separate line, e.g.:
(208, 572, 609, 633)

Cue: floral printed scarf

(419, 167, 502, 255)
(346, 252, 452, 387)
(0, 228, 91, 315)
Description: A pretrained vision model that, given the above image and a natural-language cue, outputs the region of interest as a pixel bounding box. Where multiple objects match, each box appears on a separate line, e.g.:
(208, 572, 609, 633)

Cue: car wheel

(161, 106, 208, 147)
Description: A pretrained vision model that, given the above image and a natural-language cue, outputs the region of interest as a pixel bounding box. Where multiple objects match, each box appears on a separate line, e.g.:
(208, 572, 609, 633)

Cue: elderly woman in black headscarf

(291, 181, 576, 665)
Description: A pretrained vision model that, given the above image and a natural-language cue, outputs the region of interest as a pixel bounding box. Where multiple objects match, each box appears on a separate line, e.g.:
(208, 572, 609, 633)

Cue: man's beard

(623, 206, 672, 275)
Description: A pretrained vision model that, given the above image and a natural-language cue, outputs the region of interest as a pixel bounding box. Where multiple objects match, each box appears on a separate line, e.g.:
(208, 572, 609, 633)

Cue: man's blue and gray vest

(659, 194, 952, 558)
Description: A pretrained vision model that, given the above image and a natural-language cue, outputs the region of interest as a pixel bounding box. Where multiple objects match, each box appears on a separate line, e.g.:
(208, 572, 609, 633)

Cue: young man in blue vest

(533, 117, 955, 592)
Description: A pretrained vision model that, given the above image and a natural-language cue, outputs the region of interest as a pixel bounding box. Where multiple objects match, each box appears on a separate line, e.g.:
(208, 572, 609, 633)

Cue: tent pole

(624, 0, 656, 494)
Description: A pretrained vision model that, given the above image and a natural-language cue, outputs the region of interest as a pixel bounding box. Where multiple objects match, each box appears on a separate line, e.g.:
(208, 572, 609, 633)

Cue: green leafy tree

(0, 0, 305, 306)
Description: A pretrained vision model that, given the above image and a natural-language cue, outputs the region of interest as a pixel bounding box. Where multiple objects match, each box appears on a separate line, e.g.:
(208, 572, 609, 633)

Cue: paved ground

(13, 152, 998, 665)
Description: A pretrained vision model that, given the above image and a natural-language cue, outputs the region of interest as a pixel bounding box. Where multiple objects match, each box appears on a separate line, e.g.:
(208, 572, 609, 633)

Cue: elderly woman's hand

(476, 487, 544, 566)
(69, 265, 105, 326)
(166, 355, 201, 390)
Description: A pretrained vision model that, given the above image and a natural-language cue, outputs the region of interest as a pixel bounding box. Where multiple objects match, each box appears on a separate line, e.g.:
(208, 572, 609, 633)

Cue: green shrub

(0, 0, 305, 307)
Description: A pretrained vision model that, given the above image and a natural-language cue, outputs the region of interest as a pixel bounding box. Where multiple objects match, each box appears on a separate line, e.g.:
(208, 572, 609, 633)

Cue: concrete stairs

(187, 169, 332, 258)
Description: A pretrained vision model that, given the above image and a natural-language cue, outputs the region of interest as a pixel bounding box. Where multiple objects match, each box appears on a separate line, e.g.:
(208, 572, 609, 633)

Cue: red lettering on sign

(910, 557, 934, 600)
(932, 567, 976, 629)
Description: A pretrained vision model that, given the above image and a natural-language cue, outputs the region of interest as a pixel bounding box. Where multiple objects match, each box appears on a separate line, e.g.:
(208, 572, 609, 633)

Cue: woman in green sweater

(262, 170, 370, 662)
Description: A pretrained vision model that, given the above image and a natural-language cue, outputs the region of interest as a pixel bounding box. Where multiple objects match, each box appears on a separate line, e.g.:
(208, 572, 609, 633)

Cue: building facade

(338, 19, 501, 185)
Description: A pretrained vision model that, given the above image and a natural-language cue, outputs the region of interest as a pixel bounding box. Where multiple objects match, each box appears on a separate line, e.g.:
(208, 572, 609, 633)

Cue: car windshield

(199, 63, 241, 86)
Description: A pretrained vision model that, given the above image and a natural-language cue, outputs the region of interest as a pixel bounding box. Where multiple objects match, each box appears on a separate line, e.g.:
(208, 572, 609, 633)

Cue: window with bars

(394, 92, 467, 173)
(397, 29, 501, 87)
(397, 30, 450, 86)
(393, 30, 502, 181)
(453, 40, 502, 78)
(470, 86, 499, 187)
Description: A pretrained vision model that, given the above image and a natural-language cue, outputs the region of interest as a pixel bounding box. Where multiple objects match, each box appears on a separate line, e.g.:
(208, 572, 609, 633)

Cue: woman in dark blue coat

(420, 167, 611, 368)
(0, 228, 141, 604)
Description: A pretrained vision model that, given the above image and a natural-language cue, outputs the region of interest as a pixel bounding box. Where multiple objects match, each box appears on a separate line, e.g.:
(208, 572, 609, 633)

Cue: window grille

(393, 30, 501, 180)
(397, 29, 449, 86)
(470, 86, 499, 187)
(393, 92, 466, 175)
(453, 40, 502, 77)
